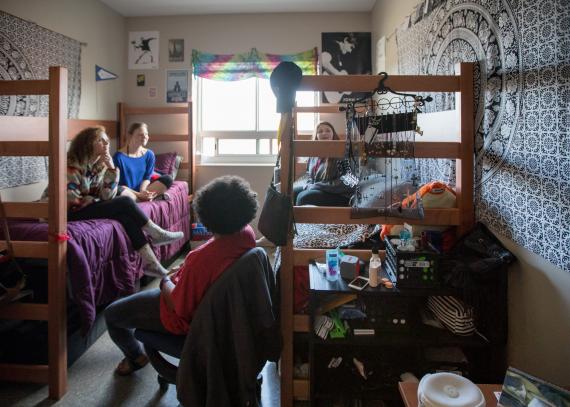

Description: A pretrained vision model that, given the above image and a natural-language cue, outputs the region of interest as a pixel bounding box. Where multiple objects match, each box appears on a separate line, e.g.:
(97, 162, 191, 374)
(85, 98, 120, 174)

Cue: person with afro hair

(105, 175, 258, 376)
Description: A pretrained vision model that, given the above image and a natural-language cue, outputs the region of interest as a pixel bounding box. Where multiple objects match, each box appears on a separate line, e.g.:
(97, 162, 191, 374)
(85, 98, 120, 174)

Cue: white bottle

(368, 245, 381, 288)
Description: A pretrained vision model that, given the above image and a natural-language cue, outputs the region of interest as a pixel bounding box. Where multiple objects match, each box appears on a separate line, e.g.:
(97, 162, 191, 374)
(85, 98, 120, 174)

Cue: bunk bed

(0, 72, 194, 400)
(278, 64, 475, 405)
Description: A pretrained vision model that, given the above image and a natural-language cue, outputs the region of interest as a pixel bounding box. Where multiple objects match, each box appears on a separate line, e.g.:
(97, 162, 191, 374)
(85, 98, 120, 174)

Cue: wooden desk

(399, 382, 502, 407)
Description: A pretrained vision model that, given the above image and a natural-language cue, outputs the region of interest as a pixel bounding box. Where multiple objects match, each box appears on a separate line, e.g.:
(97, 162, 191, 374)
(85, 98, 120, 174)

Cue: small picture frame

(168, 39, 184, 62)
(166, 69, 188, 103)
(136, 74, 145, 87)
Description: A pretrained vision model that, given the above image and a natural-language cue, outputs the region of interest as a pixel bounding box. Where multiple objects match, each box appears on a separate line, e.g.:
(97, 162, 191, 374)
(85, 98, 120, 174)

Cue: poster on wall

(168, 39, 184, 62)
(148, 86, 157, 99)
(129, 31, 159, 70)
(166, 70, 188, 103)
(321, 32, 371, 104)
(136, 74, 145, 86)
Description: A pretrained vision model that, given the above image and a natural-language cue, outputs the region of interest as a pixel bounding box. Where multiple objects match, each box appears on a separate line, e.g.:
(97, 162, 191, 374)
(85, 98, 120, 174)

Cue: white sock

(137, 244, 168, 278)
(142, 220, 184, 247)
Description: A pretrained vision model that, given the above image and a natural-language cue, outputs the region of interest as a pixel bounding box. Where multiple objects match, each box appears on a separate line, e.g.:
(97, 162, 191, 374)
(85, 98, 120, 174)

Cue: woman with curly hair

(105, 175, 258, 376)
(67, 126, 183, 278)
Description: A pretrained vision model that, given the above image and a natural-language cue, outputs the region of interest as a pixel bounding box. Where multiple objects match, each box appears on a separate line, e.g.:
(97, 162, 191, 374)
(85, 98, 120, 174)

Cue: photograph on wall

(166, 69, 188, 103)
(148, 86, 157, 99)
(136, 74, 145, 86)
(168, 39, 184, 62)
(128, 31, 159, 70)
(321, 32, 372, 104)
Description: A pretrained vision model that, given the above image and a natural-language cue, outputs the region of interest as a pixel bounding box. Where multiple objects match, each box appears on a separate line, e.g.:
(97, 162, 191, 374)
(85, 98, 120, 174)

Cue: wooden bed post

(456, 62, 475, 236)
(47, 66, 68, 399)
(187, 102, 194, 195)
(279, 113, 295, 407)
(117, 102, 126, 149)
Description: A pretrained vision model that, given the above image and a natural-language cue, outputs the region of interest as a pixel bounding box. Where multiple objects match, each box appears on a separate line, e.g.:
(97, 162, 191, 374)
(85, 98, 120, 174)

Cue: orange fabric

(381, 181, 456, 238)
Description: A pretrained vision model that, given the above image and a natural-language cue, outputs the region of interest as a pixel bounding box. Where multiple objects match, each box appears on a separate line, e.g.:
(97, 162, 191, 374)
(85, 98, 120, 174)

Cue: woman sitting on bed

(293, 121, 356, 206)
(113, 122, 173, 202)
(67, 126, 183, 278)
(105, 175, 258, 376)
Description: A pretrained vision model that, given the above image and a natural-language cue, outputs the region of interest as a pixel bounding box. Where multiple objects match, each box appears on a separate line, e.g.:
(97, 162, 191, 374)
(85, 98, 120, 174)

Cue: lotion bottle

(368, 245, 381, 288)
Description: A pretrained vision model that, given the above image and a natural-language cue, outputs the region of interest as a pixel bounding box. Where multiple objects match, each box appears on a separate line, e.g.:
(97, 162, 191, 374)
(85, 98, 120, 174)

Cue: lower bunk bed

(0, 181, 191, 366)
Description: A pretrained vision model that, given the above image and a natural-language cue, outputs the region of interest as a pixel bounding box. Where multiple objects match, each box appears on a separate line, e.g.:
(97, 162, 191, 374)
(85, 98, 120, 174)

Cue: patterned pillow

(154, 152, 177, 176)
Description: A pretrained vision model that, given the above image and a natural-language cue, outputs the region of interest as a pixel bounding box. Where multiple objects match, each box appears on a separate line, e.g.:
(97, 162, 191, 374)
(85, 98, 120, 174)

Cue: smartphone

(348, 276, 369, 291)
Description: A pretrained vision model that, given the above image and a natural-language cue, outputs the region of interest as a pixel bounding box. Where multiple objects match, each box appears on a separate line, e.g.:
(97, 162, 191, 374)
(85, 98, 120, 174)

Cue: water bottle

(325, 249, 340, 281)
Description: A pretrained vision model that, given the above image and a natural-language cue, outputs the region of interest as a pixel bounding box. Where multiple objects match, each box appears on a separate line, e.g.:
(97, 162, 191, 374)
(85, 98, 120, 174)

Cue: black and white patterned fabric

(396, 0, 570, 272)
(0, 11, 81, 189)
(427, 296, 476, 336)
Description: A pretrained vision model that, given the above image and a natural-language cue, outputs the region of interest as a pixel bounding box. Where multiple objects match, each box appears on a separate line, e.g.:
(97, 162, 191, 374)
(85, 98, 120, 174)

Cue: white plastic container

(417, 373, 485, 407)
(368, 245, 381, 288)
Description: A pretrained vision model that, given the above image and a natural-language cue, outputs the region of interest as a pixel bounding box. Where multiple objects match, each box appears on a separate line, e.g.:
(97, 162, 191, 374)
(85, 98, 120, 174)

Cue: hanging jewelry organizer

(344, 72, 433, 219)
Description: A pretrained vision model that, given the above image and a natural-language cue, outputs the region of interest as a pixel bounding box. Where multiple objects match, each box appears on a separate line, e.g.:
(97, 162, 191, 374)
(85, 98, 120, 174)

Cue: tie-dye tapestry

(192, 48, 317, 81)
(396, 0, 570, 271)
(0, 11, 81, 189)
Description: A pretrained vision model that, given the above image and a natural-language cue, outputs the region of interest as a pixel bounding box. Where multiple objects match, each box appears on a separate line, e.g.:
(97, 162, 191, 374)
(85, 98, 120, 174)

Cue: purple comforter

(7, 181, 190, 332)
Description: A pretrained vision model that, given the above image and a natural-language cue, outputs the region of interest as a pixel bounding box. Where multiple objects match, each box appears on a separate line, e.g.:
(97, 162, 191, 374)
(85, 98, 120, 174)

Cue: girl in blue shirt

(114, 122, 173, 201)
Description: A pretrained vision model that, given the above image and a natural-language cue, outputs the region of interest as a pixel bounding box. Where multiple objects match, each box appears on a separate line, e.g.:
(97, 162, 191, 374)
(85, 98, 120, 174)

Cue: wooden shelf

(293, 378, 310, 400)
(294, 140, 462, 159)
(294, 207, 460, 226)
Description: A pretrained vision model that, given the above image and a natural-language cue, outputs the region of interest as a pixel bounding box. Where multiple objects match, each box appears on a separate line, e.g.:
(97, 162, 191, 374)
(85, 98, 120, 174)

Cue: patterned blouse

(67, 161, 119, 212)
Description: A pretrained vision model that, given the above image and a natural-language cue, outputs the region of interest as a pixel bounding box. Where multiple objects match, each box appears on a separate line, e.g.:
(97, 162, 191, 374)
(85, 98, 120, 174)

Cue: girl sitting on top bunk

(293, 121, 356, 207)
(67, 126, 183, 278)
(113, 122, 173, 202)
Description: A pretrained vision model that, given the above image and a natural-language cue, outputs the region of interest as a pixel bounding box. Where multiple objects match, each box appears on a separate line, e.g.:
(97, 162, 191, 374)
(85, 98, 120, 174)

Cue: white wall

(371, 0, 570, 387)
(125, 12, 371, 233)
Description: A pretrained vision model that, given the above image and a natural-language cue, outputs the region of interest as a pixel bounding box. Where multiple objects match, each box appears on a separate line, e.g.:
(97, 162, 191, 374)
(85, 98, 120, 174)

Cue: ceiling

(99, 0, 376, 17)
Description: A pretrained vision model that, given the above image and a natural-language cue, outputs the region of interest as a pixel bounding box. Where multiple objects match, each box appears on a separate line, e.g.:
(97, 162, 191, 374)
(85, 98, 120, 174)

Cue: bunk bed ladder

(0, 66, 69, 399)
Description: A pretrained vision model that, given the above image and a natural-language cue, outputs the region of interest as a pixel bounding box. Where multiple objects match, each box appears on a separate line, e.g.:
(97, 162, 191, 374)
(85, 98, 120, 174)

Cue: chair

(134, 247, 277, 398)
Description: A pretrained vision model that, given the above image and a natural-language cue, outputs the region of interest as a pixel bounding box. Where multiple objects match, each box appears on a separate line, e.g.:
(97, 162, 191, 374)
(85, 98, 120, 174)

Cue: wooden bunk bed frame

(0, 67, 121, 400)
(0, 67, 68, 399)
(279, 63, 475, 405)
(117, 102, 195, 196)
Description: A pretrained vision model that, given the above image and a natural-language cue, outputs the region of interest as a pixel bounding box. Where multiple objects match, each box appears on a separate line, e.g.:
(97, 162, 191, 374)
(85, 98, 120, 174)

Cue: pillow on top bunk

(154, 152, 183, 179)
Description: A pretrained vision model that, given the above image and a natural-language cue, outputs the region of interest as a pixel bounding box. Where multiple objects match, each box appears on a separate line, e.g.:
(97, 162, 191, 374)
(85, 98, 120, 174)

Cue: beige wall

(125, 12, 370, 233)
(1, 0, 126, 120)
(371, 0, 418, 74)
(371, 0, 570, 387)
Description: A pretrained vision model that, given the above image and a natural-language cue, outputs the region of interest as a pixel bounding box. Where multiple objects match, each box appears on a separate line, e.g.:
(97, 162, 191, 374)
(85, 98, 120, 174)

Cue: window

(197, 77, 317, 164)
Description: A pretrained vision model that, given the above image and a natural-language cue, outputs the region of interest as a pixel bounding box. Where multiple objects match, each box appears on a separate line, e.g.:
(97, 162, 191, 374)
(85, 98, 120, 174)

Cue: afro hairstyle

(193, 175, 258, 235)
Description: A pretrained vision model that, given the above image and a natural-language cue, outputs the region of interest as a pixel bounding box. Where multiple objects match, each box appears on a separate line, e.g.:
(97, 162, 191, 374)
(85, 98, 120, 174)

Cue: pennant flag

(96, 65, 118, 81)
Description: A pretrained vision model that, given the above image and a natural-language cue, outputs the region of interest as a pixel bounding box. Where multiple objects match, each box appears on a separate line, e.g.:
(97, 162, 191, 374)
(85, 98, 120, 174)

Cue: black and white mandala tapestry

(0, 11, 81, 189)
(396, 0, 570, 272)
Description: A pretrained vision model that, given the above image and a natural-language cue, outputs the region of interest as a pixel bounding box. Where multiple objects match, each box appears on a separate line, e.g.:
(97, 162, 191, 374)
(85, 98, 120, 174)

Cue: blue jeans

(104, 288, 168, 361)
